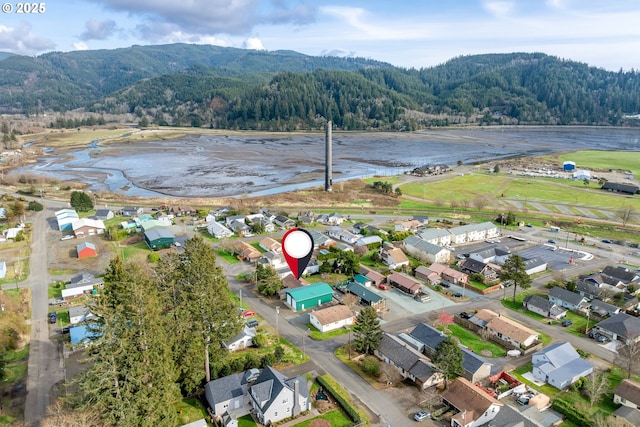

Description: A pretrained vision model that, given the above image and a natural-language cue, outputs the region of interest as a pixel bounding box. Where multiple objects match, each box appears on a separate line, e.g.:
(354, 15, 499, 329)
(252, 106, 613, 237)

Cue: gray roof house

(374, 333, 443, 389)
(248, 366, 310, 425)
(532, 342, 593, 389)
(576, 279, 602, 300)
(523, 294, 567, 319)
(589, 299, 621, 318)
(415, 227, 452, 246)
(402, 235, 451, 264)
(223, 326, 257, 352)
(409, 323, 492, 383)
(204, 372, 250, 416)
(613, 379, 640, 425)
(595, 313, 640, 343)
(449, 221, 499, 244)
(548, 286, 588, 311)
(603, 265, 640, 284)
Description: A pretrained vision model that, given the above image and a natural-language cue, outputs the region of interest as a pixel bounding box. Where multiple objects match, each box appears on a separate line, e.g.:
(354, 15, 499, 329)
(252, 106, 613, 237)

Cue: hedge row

(317, 374, 364, 424)
(551, 398, 593, 427)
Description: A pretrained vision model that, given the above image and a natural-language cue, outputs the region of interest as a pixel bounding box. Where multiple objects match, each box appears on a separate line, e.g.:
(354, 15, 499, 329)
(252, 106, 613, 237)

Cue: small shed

(77, 241, 97, 258)
(563, 161, 576, 171)
(285, 282, 333, 312)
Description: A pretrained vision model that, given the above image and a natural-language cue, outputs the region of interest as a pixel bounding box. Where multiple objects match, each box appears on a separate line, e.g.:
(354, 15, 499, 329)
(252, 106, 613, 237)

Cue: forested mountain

(2, 44, 640, 129)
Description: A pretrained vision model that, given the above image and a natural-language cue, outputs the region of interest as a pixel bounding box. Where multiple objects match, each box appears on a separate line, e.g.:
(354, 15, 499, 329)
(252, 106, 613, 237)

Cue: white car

(60, 235, 74, 241)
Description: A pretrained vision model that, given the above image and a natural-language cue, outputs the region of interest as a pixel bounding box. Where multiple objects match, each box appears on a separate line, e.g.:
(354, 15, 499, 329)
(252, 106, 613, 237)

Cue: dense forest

(1, 44, 640, 129)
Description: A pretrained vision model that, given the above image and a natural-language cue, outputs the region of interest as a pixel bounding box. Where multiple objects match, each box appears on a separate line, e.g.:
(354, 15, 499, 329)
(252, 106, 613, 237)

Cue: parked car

(246, 320, 259, 328)
(597, 334, 610, 343)
(414, 411, 430, 422)
(378, 284, 388, 290)
(602, 239, 612, 244)
(548, 239, 556, 244)
(588, 330, 599, 339)
(561, 319, 573, 327)
(48, 312, 57, 324)
(440, 281, 451, 288)
(60, 234, 74, 241)
(516, 394, 531, 405)
(460, 312, 472, 319)
(242, 310, 255, 317)
(452, 292, 463, 298)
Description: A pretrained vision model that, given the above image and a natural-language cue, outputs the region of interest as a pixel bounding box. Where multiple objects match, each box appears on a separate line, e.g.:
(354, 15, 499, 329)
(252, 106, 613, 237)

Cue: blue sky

(1, 0, 639, 71)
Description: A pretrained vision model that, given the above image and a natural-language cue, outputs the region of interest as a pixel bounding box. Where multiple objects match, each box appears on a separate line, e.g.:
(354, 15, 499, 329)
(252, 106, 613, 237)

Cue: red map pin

(282, 228, 314, 280)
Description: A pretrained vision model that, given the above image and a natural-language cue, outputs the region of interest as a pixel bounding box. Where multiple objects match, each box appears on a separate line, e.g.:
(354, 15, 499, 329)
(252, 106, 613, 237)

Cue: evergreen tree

(431, 336, 463, 389)
(256, 264, 282, 296)
(69, 191, 94, 212)
(78, 258, 180, 427)
(500, 254, 532, 302)
(352, 306, 383, 355)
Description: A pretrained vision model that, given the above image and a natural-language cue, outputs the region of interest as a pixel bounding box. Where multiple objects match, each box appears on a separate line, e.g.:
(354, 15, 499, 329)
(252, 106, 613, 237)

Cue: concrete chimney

(325, 121, 332, 192)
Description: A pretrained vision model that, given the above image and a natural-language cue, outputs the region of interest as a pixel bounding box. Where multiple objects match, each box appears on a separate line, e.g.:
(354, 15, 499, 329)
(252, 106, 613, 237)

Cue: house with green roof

(285, 282, 333, 312)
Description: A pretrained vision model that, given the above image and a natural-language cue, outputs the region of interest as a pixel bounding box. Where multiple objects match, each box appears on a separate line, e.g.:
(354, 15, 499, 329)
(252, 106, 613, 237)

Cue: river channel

(14, 127, 640, 198)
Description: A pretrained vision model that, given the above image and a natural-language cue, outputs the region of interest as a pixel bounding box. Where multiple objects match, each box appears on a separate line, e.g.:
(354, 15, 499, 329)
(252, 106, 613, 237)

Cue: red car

(242, 310, 255, 317)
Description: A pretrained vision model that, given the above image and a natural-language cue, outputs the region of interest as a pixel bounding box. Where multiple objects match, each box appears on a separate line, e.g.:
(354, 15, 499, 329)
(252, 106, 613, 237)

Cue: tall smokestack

(325, 121, 332, 192)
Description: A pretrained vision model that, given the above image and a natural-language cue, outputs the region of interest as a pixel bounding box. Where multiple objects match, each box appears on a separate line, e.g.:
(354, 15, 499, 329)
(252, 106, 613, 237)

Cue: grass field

(558, 151, 640, 177)
(441, 324, 506, 357)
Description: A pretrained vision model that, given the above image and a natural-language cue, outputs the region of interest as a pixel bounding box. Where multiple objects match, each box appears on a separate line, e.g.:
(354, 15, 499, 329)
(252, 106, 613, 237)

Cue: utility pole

(275, 306, 280, 342)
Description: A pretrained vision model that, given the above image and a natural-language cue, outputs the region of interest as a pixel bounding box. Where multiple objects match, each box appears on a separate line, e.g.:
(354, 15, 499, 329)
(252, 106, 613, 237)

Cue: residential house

(523, 295, 567, 319)
(280, 275, 308, 291)
(613, 379, 640, 427)
(468, 246, 511, 265)
(207, 221, 233, 239)
(353, 274, 373, 287)
(62, 273, 102, 301)
(223, 326, 257, 352)
(76, 241, 97, 258)
(327, 227, 359, 244)
(411, 216, 429, 226)
(273, 215, 295, 229)
(374, 333, 444, 389)
(402, 235, 451, 264)
(308, 230, 336, 250)
(140, 219, 169, 232)
(408, 323, 492, 383)
(355, 235, 383, 247)
(228, 219, 253, 237)
(3, 226, 23, 240)
(415, 228, 452, 246)
(285, 282, 333, 312)
(259, 237, 282, 254)
(204, 371, 251, 417)
(380, 246, 410, 270)
(168, 205, 196, 217)
(69, 324, 101, 346)
(470, 309, 539, 348)
(459, 258, 498, 282)
(414, 265, 441, 285)
(548, 286, 588, 311)
(93, 209, 114, 220)
(68, 305, 96, 324)
(441, 377, 503, 427)
(581, 272, 627, 294)
(359, 265, 386, 286)
(387, 272, 422, 296)
(449, 221, 499, 245)
(531, 342, 593, 389)
(316, 212, 344, 225)
(55, 209, 79, 231)
(603, 266, 640, 284)
(72, 218, 105, 238)
(589, 299, 621, 318)
(344, 281, 386, 311)
(248, 366, 310, 425)
(233, 241, 261, 262)
(594, 313, 640, 344)
(425, 263, 469, 285)
(120, 206, 144, 217)
(394, 219, 422, 233)
(309, 305, 355, 333)
(576, 279, 603, 300)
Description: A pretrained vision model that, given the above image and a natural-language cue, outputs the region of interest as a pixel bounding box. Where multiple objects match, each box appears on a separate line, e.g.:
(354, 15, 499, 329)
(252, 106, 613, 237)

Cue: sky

(1, 0, 639, 71)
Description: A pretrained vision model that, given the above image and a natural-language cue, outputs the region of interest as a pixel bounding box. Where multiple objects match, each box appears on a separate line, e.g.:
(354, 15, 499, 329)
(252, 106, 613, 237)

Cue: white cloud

(243, 37, 265, 50)
(0, 22, 55, 53)
(73, 41, 89, 51)
(482, 1, 515, 17)
(80, 19, 117, 41)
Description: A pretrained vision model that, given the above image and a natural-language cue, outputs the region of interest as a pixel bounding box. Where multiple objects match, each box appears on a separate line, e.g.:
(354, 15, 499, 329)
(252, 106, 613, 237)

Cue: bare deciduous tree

(585, 370, 609, 407)
(615, 337, 640, 379)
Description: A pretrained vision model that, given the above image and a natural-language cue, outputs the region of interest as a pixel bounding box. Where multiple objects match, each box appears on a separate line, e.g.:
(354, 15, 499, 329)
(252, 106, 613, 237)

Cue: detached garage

(77, 242, 97, 258)
(285, 282, 333, 312)
(144, 228, 175, 250)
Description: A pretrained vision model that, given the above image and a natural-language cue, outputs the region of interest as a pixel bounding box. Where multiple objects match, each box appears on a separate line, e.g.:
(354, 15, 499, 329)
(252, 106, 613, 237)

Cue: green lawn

(174, 397, 210, 426)
(440, 324, 506, 357)
(216, 249, 240, 264)
(48, 281, 65, 298)
(120, 241, 149, 259)
(559, 150, 640, 177)
(308, 323, 349, 341)
(238, 414, 257, 426)
(293, 409, 352, 427)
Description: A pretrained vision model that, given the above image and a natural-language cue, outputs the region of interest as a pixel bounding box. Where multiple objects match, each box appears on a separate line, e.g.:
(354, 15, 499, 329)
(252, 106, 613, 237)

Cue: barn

(76, 242, 97, 258)
(285, 282, 333, 312)
(144, 228, 175, 250)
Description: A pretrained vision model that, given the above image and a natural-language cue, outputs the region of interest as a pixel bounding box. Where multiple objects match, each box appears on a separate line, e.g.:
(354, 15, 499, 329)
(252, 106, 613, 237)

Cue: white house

(531, 342, 593, 389)
(403, 235, 451, 264)
(415, 228, 452, 246)
(223, 326, 257, 352)
(449, 221, 499, 244)
(380, 246, 410, 270)
(207, 221, 233, 239)
(309, 305, 355, 333)
(248, 367, 310, 425)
